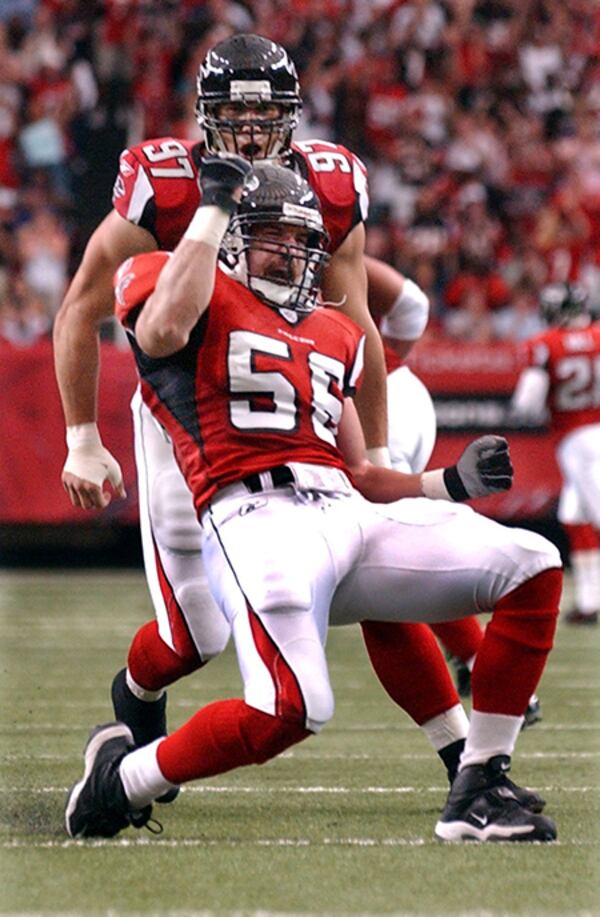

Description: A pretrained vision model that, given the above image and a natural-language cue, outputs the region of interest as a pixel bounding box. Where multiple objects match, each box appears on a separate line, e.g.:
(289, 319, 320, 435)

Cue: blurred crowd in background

(1, 0, 599, 346)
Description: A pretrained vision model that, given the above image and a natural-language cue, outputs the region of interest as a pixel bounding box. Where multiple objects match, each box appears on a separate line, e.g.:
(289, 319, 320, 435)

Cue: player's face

(215, 101, 286, 159)
(248, 223, 309, 283)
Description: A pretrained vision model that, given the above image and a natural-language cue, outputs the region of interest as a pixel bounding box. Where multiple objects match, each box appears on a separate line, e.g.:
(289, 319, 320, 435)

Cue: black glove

(444, 435, 514, 500)
(195, 153, 253, 214)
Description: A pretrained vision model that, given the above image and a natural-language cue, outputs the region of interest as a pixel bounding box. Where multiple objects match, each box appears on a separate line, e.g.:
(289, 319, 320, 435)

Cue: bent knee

(513, 530, 563, 582)
(303, 689, 334, 733)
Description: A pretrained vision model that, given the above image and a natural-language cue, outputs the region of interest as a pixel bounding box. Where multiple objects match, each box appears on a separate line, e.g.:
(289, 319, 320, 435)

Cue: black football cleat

(435, 755, 556, 843)
(65, 723, 153, 838)
(496, 772, 545, 813)
(111, 668, 178, 804)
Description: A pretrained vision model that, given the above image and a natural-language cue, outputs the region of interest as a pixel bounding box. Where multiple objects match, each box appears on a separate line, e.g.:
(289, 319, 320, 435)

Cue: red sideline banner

(1, 340, 139, 524)
(1, 340, 562, 525)
(407, 339, 562, 519)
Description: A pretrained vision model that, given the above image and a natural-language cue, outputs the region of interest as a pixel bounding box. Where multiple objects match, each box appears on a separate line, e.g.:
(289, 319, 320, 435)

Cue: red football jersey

(115, 252, 366, 514)
(112, 137, 368, 254)
(523, 322, 600, 435)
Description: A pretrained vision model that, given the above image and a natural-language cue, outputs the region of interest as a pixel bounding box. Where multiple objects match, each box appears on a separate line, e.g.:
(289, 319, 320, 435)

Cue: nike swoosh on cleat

(470, 813, 488, 827)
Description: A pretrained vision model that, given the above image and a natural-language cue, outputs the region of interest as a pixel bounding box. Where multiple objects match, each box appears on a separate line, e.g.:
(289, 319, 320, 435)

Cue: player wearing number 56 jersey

(65, 160, 561, 844)
(512, 283, 600, 624)
(55, 34, 476, 797)
(115, 251, 365, 516)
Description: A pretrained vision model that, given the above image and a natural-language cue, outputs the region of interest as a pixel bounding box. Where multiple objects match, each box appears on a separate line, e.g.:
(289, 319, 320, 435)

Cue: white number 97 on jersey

(296, 140, 369, 222)
(142, 140, 194, 179)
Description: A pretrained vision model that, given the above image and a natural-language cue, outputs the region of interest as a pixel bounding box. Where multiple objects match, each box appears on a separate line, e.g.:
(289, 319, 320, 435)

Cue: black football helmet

(222, 162, 329, 315)
(540, 282, 589, 326)
(196, 34, 302, 160)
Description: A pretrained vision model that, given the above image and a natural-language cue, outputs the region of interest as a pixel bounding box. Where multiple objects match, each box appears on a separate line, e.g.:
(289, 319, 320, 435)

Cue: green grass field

(1, 569, 598, 916)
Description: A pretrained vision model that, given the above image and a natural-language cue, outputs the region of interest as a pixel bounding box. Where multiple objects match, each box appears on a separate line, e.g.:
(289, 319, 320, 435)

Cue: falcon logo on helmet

(196, 34, 302, 161)
(221, 162, 329, 317)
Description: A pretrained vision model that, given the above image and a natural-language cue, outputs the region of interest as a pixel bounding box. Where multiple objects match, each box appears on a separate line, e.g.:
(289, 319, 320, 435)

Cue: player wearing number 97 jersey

(512, 282, 600, 624)
(113, 137, 368, 258)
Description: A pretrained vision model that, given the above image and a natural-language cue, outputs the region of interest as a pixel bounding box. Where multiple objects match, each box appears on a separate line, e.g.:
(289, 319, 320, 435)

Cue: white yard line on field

(0, 837, 600, 852)
(1, 784, 599, 795)
(2, 836, 599, 850)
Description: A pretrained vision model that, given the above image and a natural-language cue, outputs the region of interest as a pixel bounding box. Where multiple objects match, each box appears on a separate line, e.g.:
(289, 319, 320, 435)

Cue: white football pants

(131, 388, 230, 659)
(387, 366, 437, 474)
(556, 423, 600, 529)
(200, 481, 561, 732)
(131, 364, 437, 657)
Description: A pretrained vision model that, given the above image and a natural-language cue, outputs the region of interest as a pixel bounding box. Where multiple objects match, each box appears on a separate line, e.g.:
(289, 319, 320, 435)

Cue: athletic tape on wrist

(421, 466, 470, 501)
(183, 206, 231, 249)
(421, 468, 450, 500)
(66, 422, 102, 449)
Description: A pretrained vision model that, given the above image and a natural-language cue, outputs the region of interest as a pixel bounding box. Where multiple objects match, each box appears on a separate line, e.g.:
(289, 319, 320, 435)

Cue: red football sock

(361, 621, 460, 724)
(471, 567, 562, 715)
(127, 620, 203, 692)
(430, 617, 484, 663)
(156, 699, 310, 783)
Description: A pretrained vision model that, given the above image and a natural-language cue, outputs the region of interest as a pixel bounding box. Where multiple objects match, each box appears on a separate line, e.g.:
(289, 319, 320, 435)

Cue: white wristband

(66, 422, 102, 449)
(366, 446, 393, 469)
(380, 278, 429, 341)
(421, 468, 451, 500)
(183, 206, 231, 249)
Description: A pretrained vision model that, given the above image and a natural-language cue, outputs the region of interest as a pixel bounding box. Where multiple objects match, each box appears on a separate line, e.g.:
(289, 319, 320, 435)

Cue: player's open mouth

(240, 142, 263, 158)
(265, 268, 289, 282)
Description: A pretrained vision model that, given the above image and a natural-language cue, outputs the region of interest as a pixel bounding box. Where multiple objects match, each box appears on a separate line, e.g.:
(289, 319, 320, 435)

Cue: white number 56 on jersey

(227, 330, 362, 445)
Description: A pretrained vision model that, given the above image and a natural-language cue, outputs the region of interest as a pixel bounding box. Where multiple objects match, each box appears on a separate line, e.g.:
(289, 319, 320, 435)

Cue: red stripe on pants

(247, 603, 308, 724)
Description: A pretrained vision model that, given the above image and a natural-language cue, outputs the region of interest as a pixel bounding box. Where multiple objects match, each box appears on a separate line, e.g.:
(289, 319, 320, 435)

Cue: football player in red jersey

(53, 34, 532, 797)
(64, 160, 561, 842)
(512, 282, 600, 625)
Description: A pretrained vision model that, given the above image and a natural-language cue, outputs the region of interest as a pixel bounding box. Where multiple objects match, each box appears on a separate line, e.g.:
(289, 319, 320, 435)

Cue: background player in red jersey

(512, 282, 600, 625)
(64, 159, 561, 844)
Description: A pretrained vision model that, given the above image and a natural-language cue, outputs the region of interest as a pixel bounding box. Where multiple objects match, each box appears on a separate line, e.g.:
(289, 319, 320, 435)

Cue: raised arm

(134, 156, 251, 356)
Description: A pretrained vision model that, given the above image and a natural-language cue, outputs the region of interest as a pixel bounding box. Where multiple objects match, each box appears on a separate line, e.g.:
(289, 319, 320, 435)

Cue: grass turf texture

(0, 570, 598, 916)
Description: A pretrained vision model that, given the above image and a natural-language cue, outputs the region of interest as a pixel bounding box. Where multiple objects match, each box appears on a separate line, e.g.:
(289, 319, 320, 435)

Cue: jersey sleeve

(292, 140, 369, 252)
(111, 138, 200, 249)
(114, 251, 171, 330)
